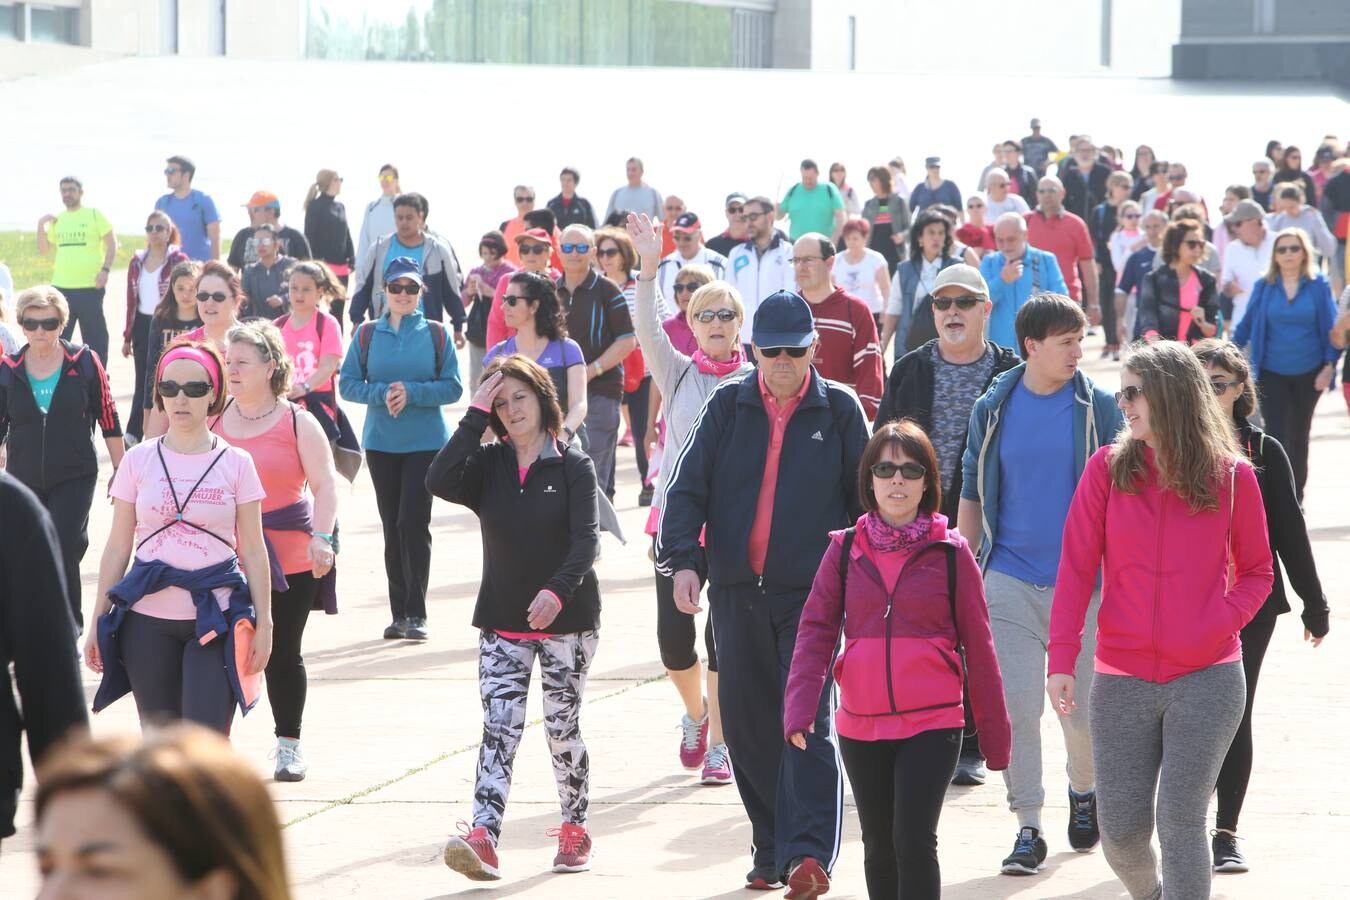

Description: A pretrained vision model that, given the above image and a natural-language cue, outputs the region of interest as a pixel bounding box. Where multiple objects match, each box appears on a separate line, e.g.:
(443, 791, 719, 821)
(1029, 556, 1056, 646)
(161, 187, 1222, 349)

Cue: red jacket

(783, 514, 1012, 768)
(124, 246, 190, 340)
(809, 287, 884, 418)
(1050, 446, 1273, 684)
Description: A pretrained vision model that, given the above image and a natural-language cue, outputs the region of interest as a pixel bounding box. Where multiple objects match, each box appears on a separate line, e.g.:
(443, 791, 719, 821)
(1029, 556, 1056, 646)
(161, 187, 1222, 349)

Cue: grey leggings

(1090, 662, 1245, 900)
(120, 611, 235, 734)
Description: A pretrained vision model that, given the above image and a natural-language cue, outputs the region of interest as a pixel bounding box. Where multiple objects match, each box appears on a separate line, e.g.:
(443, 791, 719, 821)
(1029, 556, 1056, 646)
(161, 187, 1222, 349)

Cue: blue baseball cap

(382, 256, 424, 286)
(751, 291, 816, 349)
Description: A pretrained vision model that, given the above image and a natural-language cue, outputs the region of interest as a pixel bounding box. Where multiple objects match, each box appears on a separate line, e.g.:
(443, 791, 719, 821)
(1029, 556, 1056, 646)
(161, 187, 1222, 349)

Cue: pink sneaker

(679, 708, 709, 769)
(701, 743, 733, 785)
(442, 822, 501, 881)
(548, 822, 593, 873)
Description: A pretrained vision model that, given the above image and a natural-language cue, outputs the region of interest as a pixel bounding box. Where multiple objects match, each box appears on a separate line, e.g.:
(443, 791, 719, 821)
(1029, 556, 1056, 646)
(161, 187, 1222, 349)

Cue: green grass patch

(0, 230, 146, 292)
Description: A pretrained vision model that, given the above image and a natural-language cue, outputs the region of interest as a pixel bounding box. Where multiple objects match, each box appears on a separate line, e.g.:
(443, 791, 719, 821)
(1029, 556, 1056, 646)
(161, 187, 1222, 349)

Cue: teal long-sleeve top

(339, 311, 463, 453)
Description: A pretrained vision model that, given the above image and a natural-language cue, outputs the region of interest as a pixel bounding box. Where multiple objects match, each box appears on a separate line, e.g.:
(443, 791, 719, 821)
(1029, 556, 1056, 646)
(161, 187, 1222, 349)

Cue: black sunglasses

(1275, 244, 1303, 255)
(596, 247, 622, 258)
(1114, 385, 1145, 403)
(157, 379, 213, 399)
(933, 295, 982, 311)
(502, 295, 529, 307)
(1210, 379, 1241, 394)
(871, 461, 926, 480)
(145, 223, 170, 233)
(519, 243, 550, 255)
(759, 346, 810, 358)
(675, 282, 704, 294)
(515, 195, 534, 204)
(385, 283, 421, 294)
(21, 317, 62, 332)
(196, 291, 230, 303)
(694, 309, 736, 323)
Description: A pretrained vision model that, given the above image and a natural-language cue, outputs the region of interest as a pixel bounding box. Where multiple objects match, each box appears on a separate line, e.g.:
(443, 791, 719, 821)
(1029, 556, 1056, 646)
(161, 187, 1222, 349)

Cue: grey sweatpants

(1090, 662, 1246, 900)
(986, 569, 1097, 828)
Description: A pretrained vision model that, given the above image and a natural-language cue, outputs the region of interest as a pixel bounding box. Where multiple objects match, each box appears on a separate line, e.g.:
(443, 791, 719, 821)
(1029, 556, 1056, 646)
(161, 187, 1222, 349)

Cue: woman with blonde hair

(303, 169, 356, 318)
(1048, 341, 1273, 900)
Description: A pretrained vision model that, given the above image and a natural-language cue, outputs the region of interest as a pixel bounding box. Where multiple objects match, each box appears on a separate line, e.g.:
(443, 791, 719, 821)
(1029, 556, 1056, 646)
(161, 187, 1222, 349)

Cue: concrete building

(1173, 0, 1350, 90)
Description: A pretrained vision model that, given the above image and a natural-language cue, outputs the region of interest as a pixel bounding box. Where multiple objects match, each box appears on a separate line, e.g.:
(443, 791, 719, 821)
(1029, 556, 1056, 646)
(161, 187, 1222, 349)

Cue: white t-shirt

(1219, 231, 1276, 327)
(986, 194, 1030, 219)
(137, 260, 166, 315)
(832, 248, 889, 313)
(0, 263, 13, 318)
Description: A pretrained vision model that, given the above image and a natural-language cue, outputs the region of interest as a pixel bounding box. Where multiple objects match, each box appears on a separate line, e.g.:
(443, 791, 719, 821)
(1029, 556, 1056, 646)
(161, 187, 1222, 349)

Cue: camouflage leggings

(472, 629, 599, 839)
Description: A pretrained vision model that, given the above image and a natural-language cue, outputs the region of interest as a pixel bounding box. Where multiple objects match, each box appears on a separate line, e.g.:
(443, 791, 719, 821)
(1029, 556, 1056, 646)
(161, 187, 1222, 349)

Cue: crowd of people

(0, 120, 1343, 900)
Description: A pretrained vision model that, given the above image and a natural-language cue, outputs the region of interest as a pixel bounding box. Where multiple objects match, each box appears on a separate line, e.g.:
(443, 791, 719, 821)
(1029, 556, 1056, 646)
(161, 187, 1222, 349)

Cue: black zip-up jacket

(426, 407, 600, 634)
(874, 339, 1021, 520)
(1059, 159, 1113, 220)
(547, 193, 598, 230)
(656, 369, 870, 592)
(1237, 417, 1330, 635)
(0, 341, 121, 490)
(304, 194, 356, 270)
(1137, 265, 1219, 343)
(0, 471, 88, 837)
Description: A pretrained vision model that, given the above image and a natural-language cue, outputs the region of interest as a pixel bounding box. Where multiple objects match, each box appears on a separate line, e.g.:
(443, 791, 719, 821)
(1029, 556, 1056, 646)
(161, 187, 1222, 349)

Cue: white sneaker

(270, 741, 308, 782)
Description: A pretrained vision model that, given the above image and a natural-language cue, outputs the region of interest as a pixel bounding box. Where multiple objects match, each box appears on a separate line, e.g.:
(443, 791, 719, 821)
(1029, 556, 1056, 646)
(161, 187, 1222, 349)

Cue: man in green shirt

(36, 177, 117, 363)
(777, 159, 846, 242)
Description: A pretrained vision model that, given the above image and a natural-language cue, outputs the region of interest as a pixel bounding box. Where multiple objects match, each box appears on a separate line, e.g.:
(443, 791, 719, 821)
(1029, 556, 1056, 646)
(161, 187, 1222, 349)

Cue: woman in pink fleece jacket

(785, 421, 1011, 900)
(1047, 341, 1274, 900)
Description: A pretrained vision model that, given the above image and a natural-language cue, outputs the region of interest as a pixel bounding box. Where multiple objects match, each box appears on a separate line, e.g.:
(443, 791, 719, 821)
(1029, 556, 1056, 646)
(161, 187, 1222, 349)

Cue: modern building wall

(1173, 0, 1350, 89)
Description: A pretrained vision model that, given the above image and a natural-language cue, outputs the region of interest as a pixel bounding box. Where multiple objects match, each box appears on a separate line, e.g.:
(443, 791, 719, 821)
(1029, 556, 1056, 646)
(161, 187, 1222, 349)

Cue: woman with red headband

(86, 340, 273, 734)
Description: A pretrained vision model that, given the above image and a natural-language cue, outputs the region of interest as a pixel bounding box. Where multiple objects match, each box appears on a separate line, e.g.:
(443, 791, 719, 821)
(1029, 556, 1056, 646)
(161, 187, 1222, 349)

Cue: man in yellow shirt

(36, 177, 117, 364)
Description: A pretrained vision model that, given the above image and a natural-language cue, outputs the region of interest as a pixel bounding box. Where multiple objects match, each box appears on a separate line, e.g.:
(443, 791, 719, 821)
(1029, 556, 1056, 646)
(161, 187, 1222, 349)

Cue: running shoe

(1212, 830, 1249, 873)
(406, 617, 429, 641)
(701, 743, 733, 785)
(679, 707, 709, 769)
(951, 748, 987, 786)
(270, 741, 307, 782)
(548, 822, 592, 873)
(1001, 826, 1048, 875)
(383, 618, 409, 639)
(784, 857, 830, 899)
(443, 822, 501, 881)
(745, 864, 782, 890)
(1067, 788, 1100, 852)
(638, 484, 654, 507)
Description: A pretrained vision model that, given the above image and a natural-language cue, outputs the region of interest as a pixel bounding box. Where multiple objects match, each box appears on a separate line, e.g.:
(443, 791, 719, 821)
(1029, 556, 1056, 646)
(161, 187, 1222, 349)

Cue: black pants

(33, 474, 97, 631)
(120, 611, 235, 733)
(840, 728, 963, 900)
(653, 543, 716, 672)
(57, 286, 109, 367)
(329, 297, 346, 334)
(1097, 259, 1118, 346)
(709, 582, 842, 876)
(623, 375, 651, 487)
(266, 570, 319, 739)
(127, 311, 152, 439)
(366, 449, 435, 621)
(1258, 367, 1321, 502)
(1214, 617, 1277, 832)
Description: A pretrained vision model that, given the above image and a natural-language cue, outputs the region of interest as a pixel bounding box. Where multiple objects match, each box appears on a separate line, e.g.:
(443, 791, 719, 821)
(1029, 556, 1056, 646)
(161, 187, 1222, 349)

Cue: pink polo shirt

(747, 370, 812, 577)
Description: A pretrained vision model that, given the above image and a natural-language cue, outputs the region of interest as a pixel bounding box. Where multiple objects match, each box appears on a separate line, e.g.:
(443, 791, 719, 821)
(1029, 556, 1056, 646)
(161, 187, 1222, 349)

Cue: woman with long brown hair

(123, 210, 189, 442)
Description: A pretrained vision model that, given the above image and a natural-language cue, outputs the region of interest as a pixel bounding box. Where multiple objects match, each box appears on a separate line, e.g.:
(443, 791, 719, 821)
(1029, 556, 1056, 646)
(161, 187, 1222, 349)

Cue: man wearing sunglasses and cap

(658, 291, 868, 897)
(227, 191, 312, 272)
(656, 213, 727, 302)
(706, 192, 750, 258)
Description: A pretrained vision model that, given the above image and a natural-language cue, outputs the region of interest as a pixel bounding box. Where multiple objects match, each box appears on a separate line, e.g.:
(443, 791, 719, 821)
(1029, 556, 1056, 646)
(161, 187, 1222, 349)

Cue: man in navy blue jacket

(657, 291, 869, 897)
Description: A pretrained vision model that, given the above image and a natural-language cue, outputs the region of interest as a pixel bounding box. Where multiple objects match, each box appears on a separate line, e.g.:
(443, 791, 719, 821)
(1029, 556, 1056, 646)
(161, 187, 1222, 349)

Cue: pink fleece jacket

(783, 514, 1012, 769)
(1049, 446, 1273, 684)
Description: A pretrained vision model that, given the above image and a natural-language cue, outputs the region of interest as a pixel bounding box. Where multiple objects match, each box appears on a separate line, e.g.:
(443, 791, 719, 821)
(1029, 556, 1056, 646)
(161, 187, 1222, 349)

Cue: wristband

(312, 531, 335, 545)
(592, 361, 603, 376)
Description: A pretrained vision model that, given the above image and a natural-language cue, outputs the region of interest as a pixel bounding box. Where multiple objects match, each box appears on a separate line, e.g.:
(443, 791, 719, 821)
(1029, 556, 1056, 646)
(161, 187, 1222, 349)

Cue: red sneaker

(549, 822, 593, 873)
(784, 857, 830, 899)
(442, 822, 501, 881)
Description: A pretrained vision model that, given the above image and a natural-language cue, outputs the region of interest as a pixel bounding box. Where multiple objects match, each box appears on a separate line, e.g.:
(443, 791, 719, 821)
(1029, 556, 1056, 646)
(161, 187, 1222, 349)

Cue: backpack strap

(275, 313, 290, 331)
(356, 321, 377, 381)
(946, 543, 960, 648)
(427, 320, 447, 375)
(1030, 253, 1041, 294)
(839, 528, 855, 600)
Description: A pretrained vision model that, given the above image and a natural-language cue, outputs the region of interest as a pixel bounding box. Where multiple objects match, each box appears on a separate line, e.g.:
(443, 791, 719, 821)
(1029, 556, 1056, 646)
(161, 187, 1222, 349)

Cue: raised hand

(471, 370, 506, 412)
(626, 213, 663, 265)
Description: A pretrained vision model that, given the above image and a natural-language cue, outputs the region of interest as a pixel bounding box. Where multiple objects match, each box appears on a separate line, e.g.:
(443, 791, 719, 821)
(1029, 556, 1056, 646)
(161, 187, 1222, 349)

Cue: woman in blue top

(339, 256, 463, 641)
(1233, 227, 1339, 503)
(484, 271, 588, 444)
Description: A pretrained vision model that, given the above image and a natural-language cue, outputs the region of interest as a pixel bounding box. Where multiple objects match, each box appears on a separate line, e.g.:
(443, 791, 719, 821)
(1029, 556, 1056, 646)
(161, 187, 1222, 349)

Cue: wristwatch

(592, 361, 604, 377)
(300, 380, 311, 393)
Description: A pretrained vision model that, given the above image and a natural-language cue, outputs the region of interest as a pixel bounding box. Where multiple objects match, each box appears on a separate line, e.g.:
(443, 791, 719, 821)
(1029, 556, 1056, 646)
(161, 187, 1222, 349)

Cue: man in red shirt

(790, 233, 884, 418)
(1025, 177, 1100, 324)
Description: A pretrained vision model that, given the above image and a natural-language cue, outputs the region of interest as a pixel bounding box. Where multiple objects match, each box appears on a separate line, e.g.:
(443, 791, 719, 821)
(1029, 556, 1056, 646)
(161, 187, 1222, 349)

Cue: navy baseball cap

(752, 291, 816, 349)
(383, 256, 424, 286)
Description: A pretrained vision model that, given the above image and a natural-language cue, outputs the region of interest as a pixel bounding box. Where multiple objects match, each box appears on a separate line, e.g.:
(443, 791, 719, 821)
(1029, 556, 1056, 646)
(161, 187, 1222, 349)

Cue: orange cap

(244, 190, 279, 209)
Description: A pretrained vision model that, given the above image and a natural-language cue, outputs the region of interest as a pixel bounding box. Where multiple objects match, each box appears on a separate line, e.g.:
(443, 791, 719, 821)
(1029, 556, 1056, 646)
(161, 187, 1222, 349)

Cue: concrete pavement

(1, 291, 1347, 898)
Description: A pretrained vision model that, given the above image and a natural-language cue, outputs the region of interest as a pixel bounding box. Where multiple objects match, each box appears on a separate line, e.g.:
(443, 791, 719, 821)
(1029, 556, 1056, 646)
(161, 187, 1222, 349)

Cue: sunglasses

(596, 247, 621, 258)
(675, 282, 704, 294)
(933, 295, 982, 311)
(759, 345, 810, 358)
(385, 282, 421, 294)
(1036, 187, 1057, 194)
(1210, 379, 1241, 394)
(519, 243, 550, 255)
(1275, 244, 1303, 254)
(502, 294, 528, 307)
(560, 242, 591, 254)
(1168, 175, 1186, 183)
(1115, 385, 1145, 403)
(727, 205, 744, 215)
(21, 317, 61, 332)
(163, 167, 181, 175)
(515, 195, 534, 204)
(254, 237, 276, 245)
(673, 232, 698, 241)
(157, 380, 213, 399)
(694, 309, 736, 323)
(145, 223, 170, 233)
(871, 460, 926, 481)
(379, 174, 397, 183)
(743, 211, 767, 221)
(196, 291, 230, 303)
(1122, 213, 1141, 220)
(1182, 239, 1205, 249)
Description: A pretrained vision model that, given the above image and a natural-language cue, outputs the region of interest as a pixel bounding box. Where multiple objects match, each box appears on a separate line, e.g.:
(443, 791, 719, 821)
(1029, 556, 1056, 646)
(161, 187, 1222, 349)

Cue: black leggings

(1258, 368, 1321, 502)
(366, 449, 435, 621)
(1097, 258, 1118, 346)
(33, 474, 97, 631)
(652, 543, 715, 672)
(266, 570, 319, 739)
(839, 728, 962, 900)
(1214, 617, 1277, 832)
(127, 311, 151, 439)
(621, 376, 651, 491)
(119, 610, 235, 734)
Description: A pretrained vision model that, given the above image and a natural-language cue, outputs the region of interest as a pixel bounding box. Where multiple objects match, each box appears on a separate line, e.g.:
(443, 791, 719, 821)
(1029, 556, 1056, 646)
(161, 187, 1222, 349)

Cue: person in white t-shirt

(833, 218, 891, 323)
(983, 169, 1030, 220)
(1218, 200, 1276, 332)
(656, 213, 728, 300)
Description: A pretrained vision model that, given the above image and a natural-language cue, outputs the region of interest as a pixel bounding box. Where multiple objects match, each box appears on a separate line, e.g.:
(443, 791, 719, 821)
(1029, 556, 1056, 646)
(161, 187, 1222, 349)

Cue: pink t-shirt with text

(282, 311, 343, 392)
(110, 437, 266, 619)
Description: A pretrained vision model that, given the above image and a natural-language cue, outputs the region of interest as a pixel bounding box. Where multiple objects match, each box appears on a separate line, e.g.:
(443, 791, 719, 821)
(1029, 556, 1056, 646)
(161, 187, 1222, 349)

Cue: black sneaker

(638, 485, 654, 507)
(744, 864, 783, 890)
(951, 748, 987, 786)
(1212, 830, 1248, 873)
(1001, 826, 1047, 875)
(405, 617, 429, 641)
(383, 618, 409, 640)
(1068, 788, 1100, 852)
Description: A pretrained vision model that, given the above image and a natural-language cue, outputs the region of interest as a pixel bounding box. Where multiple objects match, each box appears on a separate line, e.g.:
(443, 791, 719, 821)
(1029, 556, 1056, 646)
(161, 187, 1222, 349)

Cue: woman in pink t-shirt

(88, 340, 272, 734)
(213, 321, 339, 781)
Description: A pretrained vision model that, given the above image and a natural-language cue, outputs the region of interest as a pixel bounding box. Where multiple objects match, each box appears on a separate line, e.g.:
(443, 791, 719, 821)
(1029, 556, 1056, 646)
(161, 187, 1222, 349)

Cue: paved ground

(2, 279, 1347, 898)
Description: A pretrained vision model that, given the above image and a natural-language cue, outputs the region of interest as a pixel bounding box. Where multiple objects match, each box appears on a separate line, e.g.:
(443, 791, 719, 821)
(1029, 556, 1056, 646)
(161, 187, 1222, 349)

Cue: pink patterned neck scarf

(862, 511, 932, 553)
(692, 348, 744, 377)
